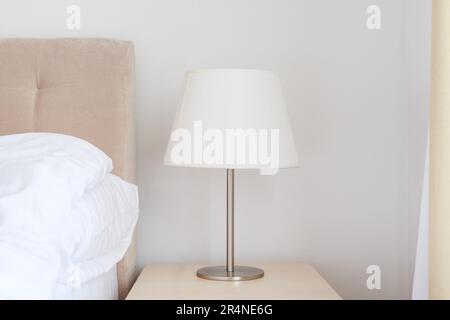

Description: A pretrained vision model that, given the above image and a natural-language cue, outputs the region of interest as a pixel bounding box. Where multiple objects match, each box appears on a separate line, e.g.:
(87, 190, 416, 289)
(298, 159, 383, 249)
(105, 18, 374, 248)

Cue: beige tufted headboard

(0, 38, 137, 299)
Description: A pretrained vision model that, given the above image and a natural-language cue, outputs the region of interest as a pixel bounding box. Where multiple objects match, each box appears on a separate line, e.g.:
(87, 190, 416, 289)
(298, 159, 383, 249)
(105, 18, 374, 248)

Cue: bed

(0, 38, 137, 299)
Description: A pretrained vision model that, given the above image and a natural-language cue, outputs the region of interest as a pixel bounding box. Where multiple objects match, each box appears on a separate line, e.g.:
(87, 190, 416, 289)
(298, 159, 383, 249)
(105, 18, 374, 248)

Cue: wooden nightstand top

(126, 262, 341, 300)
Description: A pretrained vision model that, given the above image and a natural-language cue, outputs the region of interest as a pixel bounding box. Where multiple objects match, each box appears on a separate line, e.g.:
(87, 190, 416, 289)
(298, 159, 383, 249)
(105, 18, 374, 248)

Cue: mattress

(54, 266, 118, 300)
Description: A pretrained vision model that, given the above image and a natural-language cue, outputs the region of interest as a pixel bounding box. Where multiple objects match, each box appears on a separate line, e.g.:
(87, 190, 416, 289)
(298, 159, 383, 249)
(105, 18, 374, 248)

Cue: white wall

(0, 0, 430, 299)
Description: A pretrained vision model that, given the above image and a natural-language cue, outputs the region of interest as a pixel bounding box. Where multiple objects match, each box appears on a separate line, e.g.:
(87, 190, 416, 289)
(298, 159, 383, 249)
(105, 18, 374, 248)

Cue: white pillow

(0, 132, 114, 234)
(0, 132, 113, 191)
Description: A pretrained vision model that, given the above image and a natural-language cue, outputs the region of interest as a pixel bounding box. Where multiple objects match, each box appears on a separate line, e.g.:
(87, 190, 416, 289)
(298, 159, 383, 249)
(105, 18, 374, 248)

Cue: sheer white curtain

(430, 0, 450, 300)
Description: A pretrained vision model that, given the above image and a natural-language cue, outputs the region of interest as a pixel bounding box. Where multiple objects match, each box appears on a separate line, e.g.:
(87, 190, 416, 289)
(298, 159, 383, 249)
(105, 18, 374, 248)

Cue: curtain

(430, 0, 450, 300)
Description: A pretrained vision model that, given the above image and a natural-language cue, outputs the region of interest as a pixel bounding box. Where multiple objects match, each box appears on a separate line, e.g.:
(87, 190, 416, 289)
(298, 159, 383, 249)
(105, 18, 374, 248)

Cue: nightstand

(126, 262, 341, 300)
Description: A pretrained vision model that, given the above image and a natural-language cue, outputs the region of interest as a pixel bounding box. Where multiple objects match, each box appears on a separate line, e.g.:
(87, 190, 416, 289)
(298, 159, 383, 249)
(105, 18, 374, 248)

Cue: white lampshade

(164, 69, 298, 169)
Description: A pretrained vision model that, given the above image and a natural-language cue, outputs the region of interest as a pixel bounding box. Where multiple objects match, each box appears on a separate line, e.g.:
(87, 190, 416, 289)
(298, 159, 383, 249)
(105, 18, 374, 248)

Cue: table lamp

(164, 69, 298, 281)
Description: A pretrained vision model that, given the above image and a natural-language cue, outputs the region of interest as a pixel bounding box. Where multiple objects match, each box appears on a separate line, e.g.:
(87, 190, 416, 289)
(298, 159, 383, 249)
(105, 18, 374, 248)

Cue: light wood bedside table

(126, 262, 341, 300)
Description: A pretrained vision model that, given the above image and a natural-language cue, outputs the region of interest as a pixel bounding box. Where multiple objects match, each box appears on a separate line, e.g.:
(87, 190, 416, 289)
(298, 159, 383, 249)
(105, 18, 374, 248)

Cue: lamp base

(197, 265, 264, 281)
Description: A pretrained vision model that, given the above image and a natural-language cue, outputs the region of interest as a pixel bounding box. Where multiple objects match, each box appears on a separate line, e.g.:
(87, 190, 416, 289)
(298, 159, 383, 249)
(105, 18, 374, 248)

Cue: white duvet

(0, 133, 138, 299)
(62, 174, 138, 285)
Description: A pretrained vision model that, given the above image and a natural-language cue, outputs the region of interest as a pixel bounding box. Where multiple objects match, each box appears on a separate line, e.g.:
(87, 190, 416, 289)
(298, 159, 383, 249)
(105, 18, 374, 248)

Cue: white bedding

(54, 265, 118, 300)
(0, 133, 138, 299)
(60, 174, 138, 286)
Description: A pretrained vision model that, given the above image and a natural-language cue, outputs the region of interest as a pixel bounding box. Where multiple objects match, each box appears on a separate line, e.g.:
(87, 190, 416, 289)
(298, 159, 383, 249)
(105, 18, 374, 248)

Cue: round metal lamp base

(197, 266, 264, 281)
